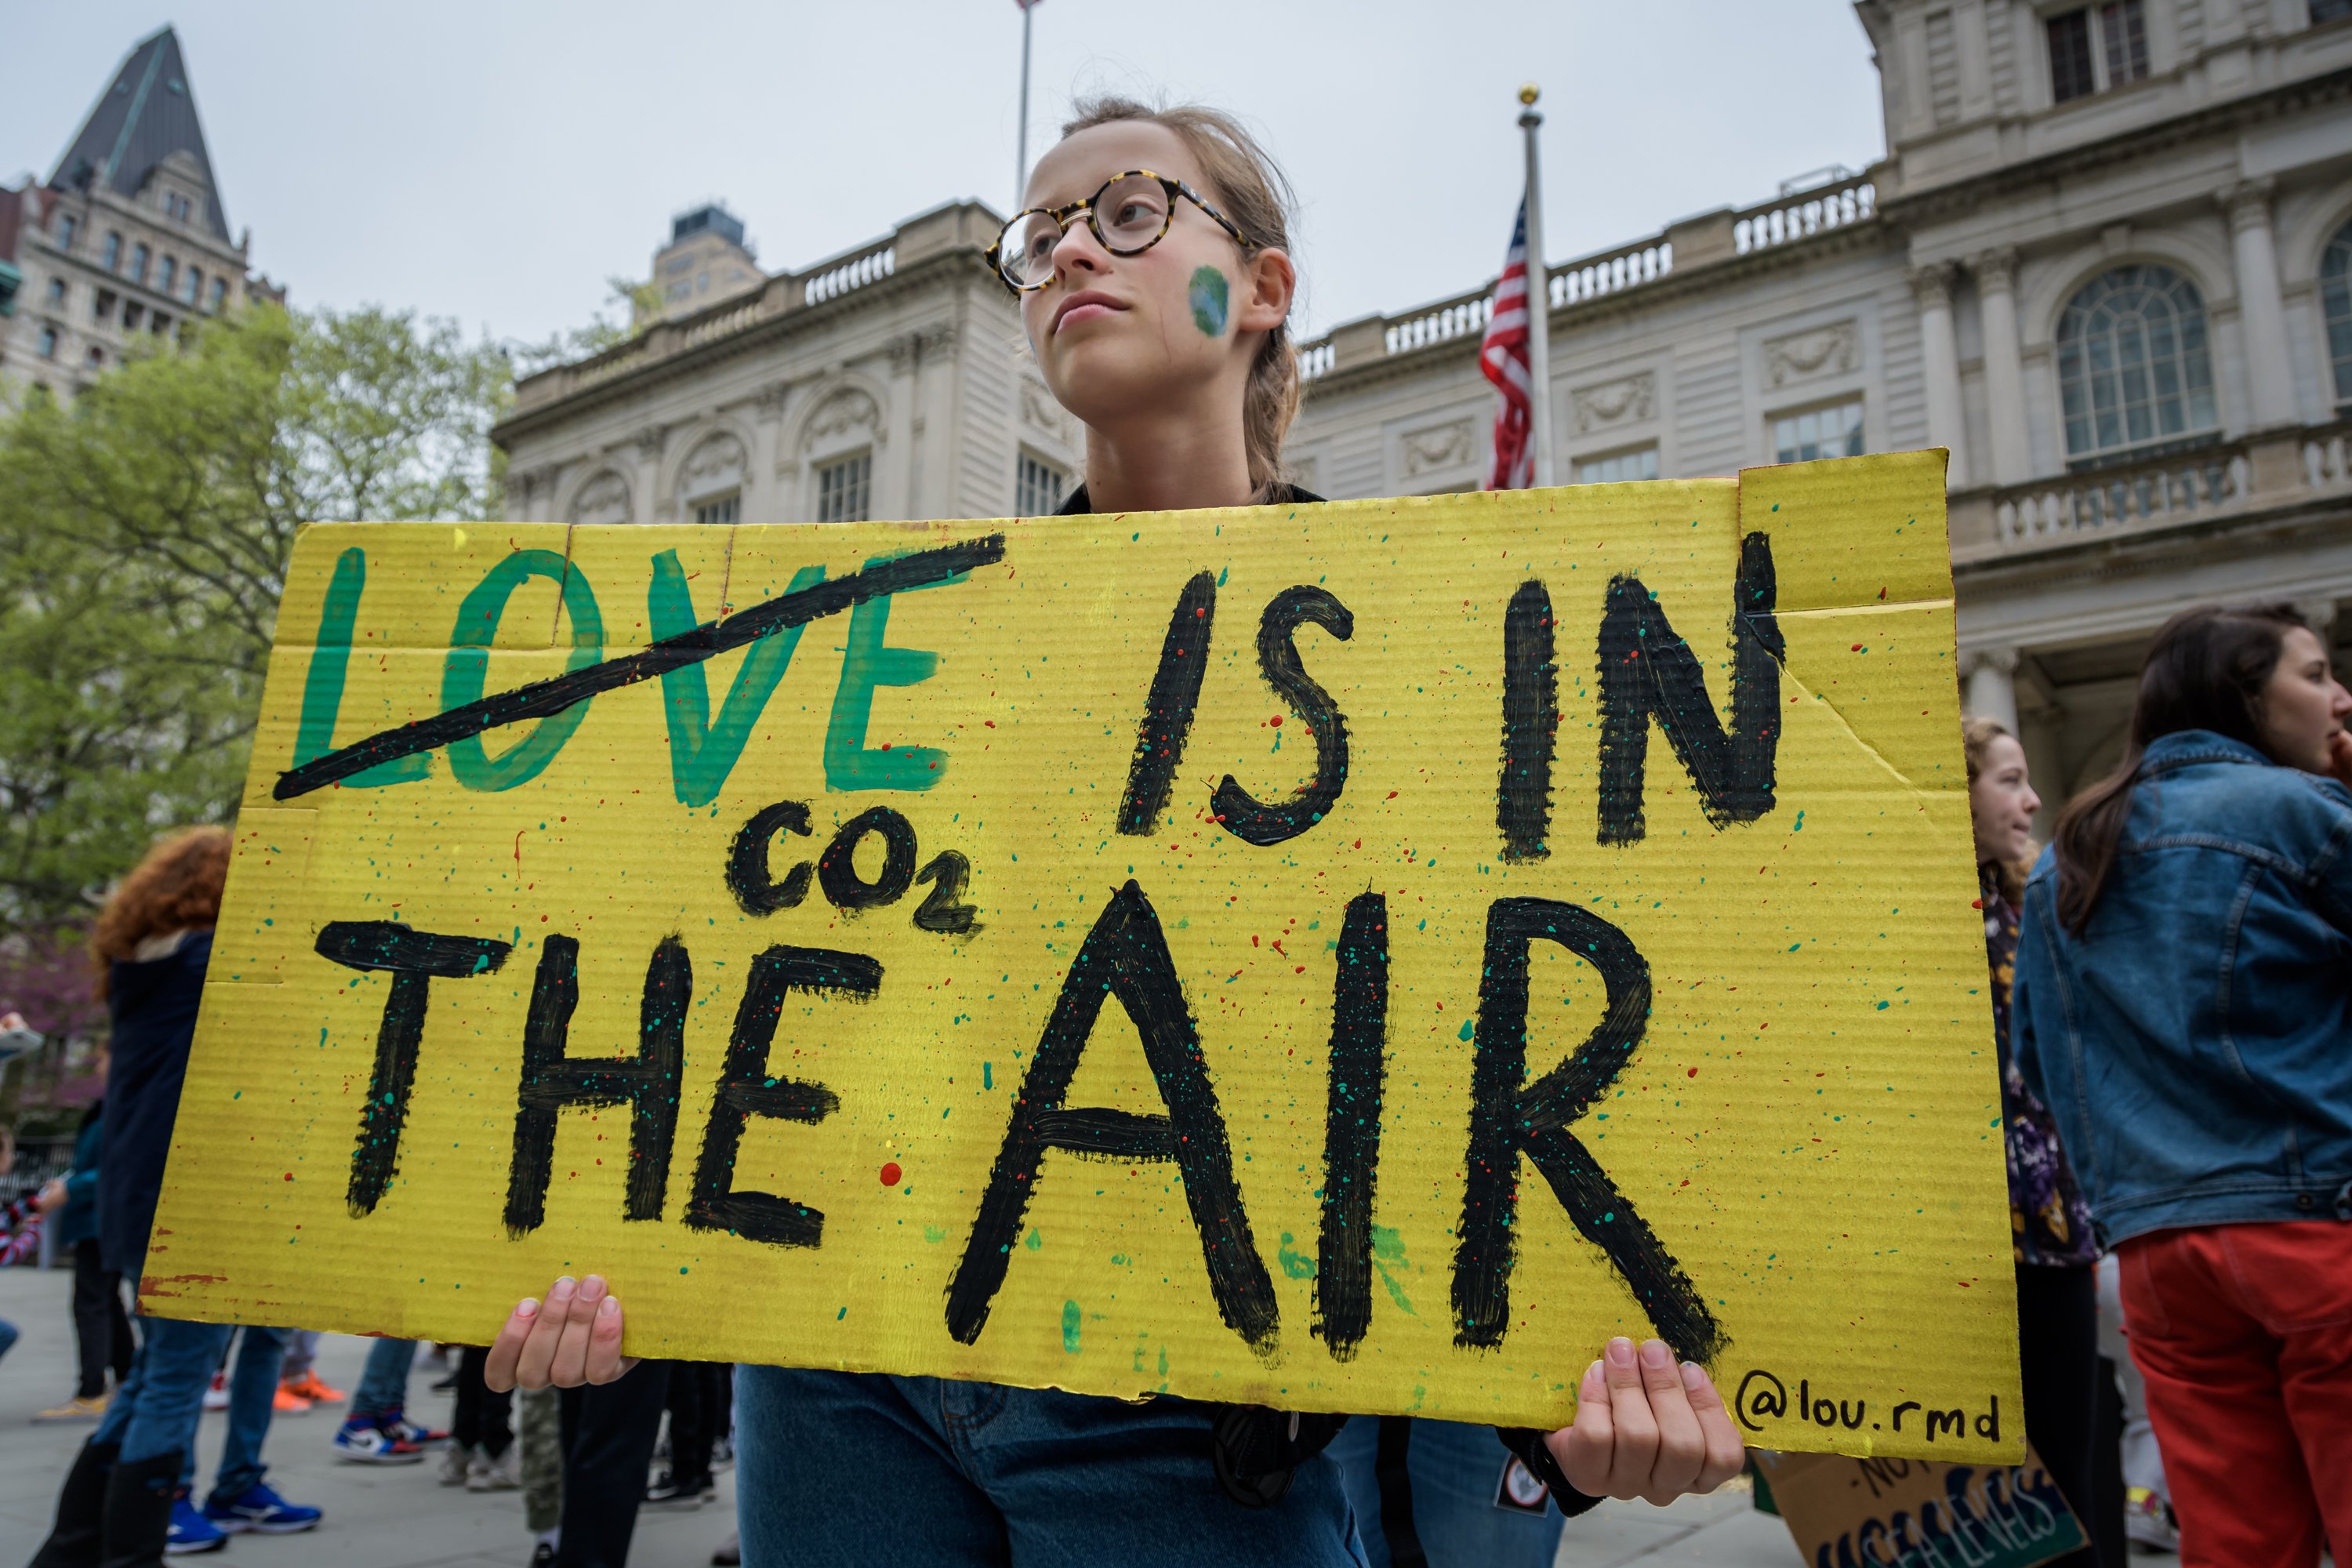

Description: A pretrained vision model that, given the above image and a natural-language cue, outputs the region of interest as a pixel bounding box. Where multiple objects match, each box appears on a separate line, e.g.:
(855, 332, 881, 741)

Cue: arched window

(2323, 219, 2352, 412)
(2056, 263, 2220, 468)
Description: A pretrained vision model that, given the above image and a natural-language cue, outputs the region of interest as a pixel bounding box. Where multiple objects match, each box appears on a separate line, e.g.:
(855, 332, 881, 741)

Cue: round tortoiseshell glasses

(986, 169, 1247, 293)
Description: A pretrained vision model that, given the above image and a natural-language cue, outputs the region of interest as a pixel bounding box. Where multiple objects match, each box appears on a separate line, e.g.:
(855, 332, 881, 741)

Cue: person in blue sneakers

(27, 829, 324, 1568)
(329, 1337, 449, 1462)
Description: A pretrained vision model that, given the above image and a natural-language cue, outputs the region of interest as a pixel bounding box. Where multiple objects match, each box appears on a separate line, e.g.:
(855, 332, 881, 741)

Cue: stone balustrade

(1295, 170, 1882, 382)
(1950, 419, 2352, 561)
(1733, 175, 1877, 256)
(510, 211, 947, 415)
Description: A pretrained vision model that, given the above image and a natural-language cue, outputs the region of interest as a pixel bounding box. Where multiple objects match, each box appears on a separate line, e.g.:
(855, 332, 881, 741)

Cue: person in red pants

(2014, 602, 2352, 1566)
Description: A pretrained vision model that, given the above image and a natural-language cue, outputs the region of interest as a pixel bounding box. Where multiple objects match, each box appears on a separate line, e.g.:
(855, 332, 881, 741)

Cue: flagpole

(1015, 2, 1037, 203)
(1518, 84, 1555, 488)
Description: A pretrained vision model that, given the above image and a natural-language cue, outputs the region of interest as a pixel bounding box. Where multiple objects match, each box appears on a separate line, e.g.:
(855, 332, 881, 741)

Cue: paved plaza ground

(0, 1268, 2162, 1567)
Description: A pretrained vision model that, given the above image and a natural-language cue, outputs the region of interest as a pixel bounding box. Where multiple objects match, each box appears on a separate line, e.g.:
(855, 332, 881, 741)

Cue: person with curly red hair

(31, 827, 325, 1566)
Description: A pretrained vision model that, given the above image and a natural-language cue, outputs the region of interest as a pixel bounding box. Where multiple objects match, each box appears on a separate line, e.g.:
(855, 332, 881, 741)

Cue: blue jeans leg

(207, 1325, 286, 1499)
(94, 1314, 233, 1473)
(1400, 1419, 1564, 1568)
(0, 1316, 17, 1364)
(735, 1365, 1367, 1568)
(351, 1337, 416, 1421)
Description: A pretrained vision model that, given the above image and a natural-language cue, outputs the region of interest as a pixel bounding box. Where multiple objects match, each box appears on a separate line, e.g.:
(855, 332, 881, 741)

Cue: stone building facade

(492, 0, 2352, 824)
(0, 27, 278, 405)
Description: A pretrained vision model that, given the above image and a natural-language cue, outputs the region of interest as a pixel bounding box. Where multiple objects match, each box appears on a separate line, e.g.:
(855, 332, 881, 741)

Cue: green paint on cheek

(1189, 267, 1229, 336)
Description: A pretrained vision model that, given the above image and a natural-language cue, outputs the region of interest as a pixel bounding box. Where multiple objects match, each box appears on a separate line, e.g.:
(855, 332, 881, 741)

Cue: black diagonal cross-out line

(273, 534, 1007, 800)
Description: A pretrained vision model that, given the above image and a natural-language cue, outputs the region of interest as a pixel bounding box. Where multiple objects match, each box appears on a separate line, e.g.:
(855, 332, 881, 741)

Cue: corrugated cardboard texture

(147, 449, 2022, 1458)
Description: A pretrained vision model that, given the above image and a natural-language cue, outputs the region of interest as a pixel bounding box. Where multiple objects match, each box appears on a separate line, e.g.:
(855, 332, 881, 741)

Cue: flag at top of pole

(1479, 201, 1535, 491)
(1483, 84, 1554, 491)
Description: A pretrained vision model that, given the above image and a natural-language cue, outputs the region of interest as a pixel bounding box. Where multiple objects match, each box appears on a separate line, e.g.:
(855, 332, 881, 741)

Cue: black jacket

(97, 930, 213, 1277)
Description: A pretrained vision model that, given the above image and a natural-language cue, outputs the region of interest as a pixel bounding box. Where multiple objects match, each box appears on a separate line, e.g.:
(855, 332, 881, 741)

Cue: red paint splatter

(879, 1162, 902, 1187)
(282, 1172, 294, 1181)
(1686, 1068, 1698, 1078)
(1269, 715, 1283, 727)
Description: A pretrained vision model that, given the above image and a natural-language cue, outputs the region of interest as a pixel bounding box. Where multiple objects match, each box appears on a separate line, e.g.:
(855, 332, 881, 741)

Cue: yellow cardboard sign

(148, 450, 2022, 1460)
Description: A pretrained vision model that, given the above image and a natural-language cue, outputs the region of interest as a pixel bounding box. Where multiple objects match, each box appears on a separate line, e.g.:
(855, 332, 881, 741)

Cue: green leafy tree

(0, 303, 512, 933)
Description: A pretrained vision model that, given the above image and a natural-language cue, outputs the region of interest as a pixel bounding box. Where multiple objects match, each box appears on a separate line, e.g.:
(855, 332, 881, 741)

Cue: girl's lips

(1054, 301, 1121, 333)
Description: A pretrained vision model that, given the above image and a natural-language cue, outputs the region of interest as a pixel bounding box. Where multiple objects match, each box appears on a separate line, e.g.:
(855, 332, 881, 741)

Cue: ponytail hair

(1059, 95, 1301, 491)
(2050, 602, 2307, 935)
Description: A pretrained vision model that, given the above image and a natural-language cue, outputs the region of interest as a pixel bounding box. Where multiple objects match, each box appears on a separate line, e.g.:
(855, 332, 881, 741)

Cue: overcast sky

(7, 2, 1888, 348)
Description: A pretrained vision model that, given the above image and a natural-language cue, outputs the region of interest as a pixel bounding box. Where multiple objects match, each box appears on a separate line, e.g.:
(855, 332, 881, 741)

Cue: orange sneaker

(273, 1385, 312, 1415)
(282, 1371, 347, 1404)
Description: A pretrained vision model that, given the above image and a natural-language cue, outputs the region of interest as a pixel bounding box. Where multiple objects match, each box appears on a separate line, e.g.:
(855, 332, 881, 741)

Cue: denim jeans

(351, 1336, 417, 1420)
(94, 1313, 234, 1482)
(1326, 1417, 1563, 1568)
(735, 1366, 1367, 1567)
(176, 1326, 285, 1498)
(0, 1316, 17, 1363)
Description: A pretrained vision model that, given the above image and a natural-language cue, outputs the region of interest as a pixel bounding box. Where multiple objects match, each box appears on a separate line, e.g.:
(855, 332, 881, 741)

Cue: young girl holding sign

(485, 97, 1746, 1565)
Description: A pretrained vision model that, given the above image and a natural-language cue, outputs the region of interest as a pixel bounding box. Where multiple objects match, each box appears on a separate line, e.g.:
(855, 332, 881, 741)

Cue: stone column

(1911, 263, 1971, 488)
(633, 424, 669, 524)
(2223, 180, 2297, 430)
(1962, 647, 2020, 733)
(2017, 713, 2067, 836)
(1975, 248, 2032, 486)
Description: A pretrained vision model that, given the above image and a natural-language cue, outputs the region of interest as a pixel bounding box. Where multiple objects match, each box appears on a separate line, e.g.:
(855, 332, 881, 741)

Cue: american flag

(1480, 200, 1534, 491)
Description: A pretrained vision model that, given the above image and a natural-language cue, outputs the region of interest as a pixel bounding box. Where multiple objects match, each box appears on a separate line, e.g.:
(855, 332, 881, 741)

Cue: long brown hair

(2050, 603, 2307, 935)
(91, 826, 231, 997)
(1058, 96, 1301, 490)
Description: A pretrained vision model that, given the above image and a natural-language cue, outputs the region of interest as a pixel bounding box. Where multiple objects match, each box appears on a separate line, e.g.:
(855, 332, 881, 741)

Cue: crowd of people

(5, 92, 2350, 1568)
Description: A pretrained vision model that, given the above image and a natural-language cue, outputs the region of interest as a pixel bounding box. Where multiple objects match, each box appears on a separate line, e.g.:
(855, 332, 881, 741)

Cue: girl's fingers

(584, 1292, 633, 1384)
(1632, 1341, 1707, 1504)
(548, 1274, 606, 1387)
(1599, 1337, 1663, 1499)
(514, 1275, 577, 1389)
(482, 1299, 539, 1392)
(1681, 1361, 1750, 1493)
(1551, 1358, 1615, 1499)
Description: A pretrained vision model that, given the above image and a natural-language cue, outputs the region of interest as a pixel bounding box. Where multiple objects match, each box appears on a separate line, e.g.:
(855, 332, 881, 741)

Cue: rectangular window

(1016, 452, 1069, 515)
(1773, 399, 1867, 464)
(103, 232, 121, 271)
(815, 455, 872, 523)
(185, 267, 202, 304)
(2100, 0, 2149, 85)
(2316, 0, 2352, 22)
(1573, 445, 1661, 485)
(151, 312, 171, 335)
(123, 302, 144, 331)
(94, 289, 115, 322)
(2048, 9, 2096, 101)
(693, 492, 742, 527)
(2049, 2, 2147, 102)
(208, 278, 227, 310)
(38, 325, 59, 359)
(158, 257, 177, 293)
(132, 244, 151, 285)
(47, 278, 67, 306)
(85, 347, 103, 368)
(56, 213, 78, 248)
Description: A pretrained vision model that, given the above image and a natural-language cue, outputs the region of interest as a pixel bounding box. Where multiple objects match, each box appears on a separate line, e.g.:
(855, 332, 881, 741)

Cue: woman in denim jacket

(2013, 603, 2352, 1566)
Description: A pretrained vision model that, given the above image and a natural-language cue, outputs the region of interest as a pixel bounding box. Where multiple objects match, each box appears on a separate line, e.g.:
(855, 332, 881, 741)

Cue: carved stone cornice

(633, 423, 670, 461)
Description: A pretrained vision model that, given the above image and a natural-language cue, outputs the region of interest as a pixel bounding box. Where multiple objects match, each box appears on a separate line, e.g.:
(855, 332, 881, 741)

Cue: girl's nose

(1051, 218, 1109, 275)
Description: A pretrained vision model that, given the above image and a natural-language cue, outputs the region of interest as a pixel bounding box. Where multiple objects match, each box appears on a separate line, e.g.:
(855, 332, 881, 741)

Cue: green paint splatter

(1276, 1231, 1316, 1280)
(1025, 1227, 1043, 1251)
(1188, 267, 1229, 336)
(1062, 1300, 1082, 1352)
(1370, 1225, 1416, 1316)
